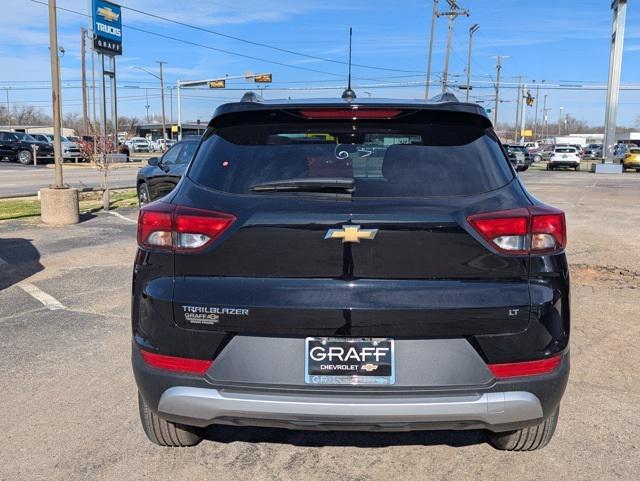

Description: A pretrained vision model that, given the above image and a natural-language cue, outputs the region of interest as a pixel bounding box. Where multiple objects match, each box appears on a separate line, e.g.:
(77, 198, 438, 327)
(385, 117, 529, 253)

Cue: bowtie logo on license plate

(325, 225, 378, 243)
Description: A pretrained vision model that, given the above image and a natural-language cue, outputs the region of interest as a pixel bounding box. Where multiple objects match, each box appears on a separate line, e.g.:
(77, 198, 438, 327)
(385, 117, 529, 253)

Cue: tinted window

(161, 144, 182, 165)
(176, 142, 197, 164)
(555, 148, 576, 153)
(189, 122, 513, 197)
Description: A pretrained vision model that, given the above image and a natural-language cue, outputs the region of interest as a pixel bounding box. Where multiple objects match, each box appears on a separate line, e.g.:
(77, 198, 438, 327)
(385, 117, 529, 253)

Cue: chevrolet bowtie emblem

(97, 6, 120, 22)
(325, 225, 378, 243)
(361, 363, 379, 372)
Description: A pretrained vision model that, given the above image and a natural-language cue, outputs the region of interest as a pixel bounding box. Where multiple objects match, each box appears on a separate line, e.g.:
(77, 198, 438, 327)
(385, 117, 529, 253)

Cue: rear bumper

(549, 161, 579, 167)
(133, 342, 569, 433)
(157, 387, 543, 432)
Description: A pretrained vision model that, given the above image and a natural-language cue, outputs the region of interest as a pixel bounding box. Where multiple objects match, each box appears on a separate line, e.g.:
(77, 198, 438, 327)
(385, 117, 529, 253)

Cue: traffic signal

(254, 73, 273, 83)
(526, 92, 534, 107)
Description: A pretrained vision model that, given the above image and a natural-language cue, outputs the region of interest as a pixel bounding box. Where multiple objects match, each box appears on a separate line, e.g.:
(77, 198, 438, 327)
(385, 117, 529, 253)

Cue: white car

(126, 137, 151, 153)
(152, 138, 176, 151)
(31, 133, 84, 161)
(547, 147, 581, 171)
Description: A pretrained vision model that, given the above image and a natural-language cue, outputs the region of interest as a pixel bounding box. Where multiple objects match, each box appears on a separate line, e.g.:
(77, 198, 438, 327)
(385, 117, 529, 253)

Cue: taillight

(467, 205, 566, 255)
(137, 203, 236, 252)
(488, 354, 562, 379)
(140, 349, 212, 375)
(298, 108, 403, 120)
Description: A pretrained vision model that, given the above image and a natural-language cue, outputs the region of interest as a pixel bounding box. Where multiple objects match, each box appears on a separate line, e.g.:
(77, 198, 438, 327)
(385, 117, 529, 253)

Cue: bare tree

(79, 125, 120, 211)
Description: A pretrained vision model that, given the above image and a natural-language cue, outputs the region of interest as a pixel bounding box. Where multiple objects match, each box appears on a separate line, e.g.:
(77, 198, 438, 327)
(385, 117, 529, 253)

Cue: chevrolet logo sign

(97, 6, 120, 22)
(324, 225, 378, 243)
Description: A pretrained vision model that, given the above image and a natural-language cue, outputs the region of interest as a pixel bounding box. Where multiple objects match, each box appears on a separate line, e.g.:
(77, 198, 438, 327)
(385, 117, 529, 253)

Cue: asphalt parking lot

(1, 169, 639, 481)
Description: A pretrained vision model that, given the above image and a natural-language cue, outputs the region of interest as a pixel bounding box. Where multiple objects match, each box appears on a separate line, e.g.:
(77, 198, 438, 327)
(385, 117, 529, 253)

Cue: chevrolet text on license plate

(305, 337, 395, 385)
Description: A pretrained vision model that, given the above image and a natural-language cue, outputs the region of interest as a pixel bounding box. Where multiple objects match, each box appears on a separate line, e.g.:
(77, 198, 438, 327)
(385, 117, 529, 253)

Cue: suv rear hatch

(159, 105, 534, 338)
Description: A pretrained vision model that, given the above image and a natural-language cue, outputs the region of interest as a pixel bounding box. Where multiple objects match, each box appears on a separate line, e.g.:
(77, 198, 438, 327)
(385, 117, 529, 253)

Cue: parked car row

(0, 131, 54, 164)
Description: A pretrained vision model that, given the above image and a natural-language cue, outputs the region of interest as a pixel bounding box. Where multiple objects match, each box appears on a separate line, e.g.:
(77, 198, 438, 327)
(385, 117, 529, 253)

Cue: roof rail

(240, 91, 263, 103)
(429, 92, 459, 103)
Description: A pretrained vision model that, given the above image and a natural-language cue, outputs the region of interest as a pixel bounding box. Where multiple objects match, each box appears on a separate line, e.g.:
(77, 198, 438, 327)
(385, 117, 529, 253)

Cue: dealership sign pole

(92, 0, 122, 149)
(600, 0, 627, 172)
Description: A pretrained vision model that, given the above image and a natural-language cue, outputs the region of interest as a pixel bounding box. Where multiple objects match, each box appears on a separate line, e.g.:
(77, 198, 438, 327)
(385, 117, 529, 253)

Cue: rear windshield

(188, 122, 513, 198)
(555, 148, 576, 153)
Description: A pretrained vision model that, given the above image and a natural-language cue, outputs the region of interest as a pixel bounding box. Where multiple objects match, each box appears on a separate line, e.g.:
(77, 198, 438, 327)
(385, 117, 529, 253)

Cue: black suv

(0, 131, 54, 164)
(132, 96, 570, 451)
(136, 138, 199, 205)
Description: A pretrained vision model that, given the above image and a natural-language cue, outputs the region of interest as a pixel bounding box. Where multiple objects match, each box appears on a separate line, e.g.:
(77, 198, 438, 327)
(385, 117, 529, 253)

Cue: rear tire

(138, 393, 203, 447)
(137, 182, 151, 206)
(575, 164, 580, 171)
(487, 406, 559, 451)
(17, 150, 32, 165)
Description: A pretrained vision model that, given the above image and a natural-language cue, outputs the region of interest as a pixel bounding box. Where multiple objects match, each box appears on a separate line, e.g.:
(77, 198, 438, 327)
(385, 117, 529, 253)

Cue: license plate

(304, 337, 395, 385)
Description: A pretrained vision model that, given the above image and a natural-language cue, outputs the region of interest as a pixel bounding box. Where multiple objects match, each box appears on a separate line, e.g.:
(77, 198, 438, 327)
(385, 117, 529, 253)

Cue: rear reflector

(137, 203, 236, 253)
(488, 355, 562, 379)
(467, 205, 566, 255)
(140, 349, 212, 375)
(298, 108, 403, 120)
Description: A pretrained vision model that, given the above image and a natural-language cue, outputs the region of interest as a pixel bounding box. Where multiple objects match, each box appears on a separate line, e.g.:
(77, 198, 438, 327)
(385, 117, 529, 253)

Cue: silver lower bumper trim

(158, 387, 543, 429)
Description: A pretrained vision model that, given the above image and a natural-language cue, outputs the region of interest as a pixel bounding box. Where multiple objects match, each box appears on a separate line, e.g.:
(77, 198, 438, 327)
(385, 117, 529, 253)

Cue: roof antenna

(341, 27, 357, 100)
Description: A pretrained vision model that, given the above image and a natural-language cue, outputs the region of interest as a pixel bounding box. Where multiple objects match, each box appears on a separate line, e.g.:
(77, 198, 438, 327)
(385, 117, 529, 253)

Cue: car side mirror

(148, 157, 160, 166)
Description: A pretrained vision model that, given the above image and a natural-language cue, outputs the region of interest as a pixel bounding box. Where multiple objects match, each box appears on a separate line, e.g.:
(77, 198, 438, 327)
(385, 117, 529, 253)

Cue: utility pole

(513, 75, 526, 142)
(602, 0, 628, 165)
(425, 0, 438, 100)
(441, 0, 469, 94)
(465, 24, 479, 102)
(157, 61, 168, 146)
(145, 89, 150, 122)
(48, 0, 63, 189)
(80, 27, 89, 136)
(520, 83, 527, 144)
(491, 55, 509, 127)
(4, 88, 10, 129)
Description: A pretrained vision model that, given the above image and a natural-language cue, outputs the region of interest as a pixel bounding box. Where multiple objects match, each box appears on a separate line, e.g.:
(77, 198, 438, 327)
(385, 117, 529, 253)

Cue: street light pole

(465, 24, 479, 102)
(558, 106, 564, 135)
(157, 61, 168, 147)
(48, 0, 63, 189)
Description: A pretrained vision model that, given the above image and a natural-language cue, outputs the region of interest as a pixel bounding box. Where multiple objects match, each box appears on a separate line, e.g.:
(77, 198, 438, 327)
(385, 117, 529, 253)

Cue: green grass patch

(0, 189, 138, 221)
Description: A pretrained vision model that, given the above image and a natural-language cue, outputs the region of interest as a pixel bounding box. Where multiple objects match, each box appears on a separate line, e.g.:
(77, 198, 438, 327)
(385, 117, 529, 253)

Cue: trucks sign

(92, 0, 122, 55)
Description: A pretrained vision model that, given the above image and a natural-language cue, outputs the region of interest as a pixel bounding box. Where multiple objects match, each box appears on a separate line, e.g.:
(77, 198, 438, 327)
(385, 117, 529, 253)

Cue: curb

(0, 185, 136, 200)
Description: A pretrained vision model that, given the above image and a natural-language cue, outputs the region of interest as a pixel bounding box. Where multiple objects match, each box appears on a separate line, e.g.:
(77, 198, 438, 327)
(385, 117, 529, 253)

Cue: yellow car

(622, 148, 640, 172)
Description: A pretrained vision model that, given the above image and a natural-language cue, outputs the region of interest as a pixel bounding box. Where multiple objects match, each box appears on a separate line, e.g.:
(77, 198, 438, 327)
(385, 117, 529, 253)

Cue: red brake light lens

(488, 355, 562, 379)
(140, 349, 212, 375)
(298, 108, 403, 120)
(137, 203, 236, 252)
(467, 205, 566, 255)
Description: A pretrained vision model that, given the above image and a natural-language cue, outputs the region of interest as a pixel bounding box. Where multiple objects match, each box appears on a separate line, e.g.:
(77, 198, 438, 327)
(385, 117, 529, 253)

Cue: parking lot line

(19, 282, 66, 311)
(106, 210, 137, 223)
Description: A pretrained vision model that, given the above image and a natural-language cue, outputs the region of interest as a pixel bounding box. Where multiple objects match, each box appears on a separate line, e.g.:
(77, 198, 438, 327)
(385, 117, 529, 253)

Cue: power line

(119, 3, 424, 74)
(29, 0, 420, 82)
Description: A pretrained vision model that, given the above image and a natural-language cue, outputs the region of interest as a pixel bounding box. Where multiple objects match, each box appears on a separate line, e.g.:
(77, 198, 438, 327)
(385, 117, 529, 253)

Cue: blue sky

(2, 0, 640, 128)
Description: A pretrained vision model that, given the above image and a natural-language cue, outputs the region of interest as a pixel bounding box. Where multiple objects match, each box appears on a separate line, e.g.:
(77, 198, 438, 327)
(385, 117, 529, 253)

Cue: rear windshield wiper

(250, 177, 355, 195)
